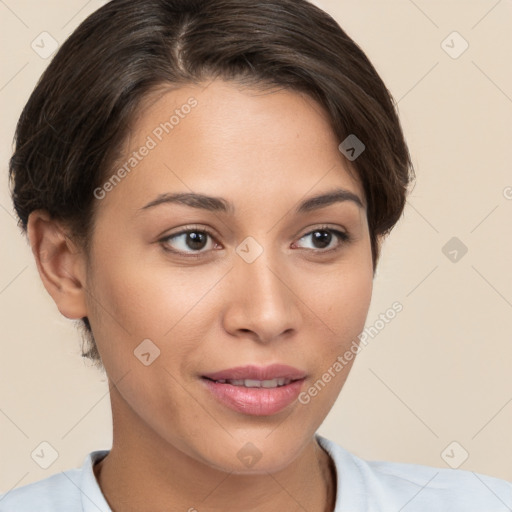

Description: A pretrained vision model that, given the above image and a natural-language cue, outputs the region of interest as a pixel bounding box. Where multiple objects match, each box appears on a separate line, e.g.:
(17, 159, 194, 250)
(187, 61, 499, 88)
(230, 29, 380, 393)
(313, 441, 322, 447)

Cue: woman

(2, 0, 511, 510)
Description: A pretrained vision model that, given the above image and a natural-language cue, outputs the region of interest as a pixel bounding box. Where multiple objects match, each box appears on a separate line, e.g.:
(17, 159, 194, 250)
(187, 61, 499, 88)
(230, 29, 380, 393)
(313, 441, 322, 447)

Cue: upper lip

(202, 364, 307, 381)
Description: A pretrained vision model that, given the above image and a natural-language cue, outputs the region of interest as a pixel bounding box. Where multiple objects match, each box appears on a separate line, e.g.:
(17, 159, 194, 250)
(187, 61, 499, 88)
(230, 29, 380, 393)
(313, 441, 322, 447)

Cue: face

(84, 79, 374, 473)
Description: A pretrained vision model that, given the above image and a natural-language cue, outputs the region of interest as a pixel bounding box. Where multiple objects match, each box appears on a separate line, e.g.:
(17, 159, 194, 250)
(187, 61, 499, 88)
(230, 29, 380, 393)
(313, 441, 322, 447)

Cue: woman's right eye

(159, 228, 218, 257)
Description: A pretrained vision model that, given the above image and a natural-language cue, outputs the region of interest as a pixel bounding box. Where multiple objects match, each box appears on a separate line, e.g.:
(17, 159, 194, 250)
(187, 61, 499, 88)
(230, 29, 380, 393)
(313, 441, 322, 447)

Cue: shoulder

(316, 435, 512, 511)
(0, 470, 82, 512)
(0, 450, 110, 512)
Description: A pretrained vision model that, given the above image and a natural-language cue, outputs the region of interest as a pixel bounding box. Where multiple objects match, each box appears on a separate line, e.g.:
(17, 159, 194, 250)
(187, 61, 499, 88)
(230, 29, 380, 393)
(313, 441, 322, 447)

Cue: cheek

(298, 255, 373, 396)
(84, 246, 225, 372)
(308, 257, 373, 340)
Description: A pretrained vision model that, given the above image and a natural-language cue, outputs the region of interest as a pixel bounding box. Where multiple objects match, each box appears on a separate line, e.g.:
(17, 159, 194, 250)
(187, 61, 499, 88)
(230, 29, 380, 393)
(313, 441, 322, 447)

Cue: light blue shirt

(1, 435, 511, 511)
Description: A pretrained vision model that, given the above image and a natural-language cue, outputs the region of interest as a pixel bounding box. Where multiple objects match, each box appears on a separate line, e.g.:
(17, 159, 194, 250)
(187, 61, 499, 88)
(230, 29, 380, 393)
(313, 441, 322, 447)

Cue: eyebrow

(139, 188, 365, 215)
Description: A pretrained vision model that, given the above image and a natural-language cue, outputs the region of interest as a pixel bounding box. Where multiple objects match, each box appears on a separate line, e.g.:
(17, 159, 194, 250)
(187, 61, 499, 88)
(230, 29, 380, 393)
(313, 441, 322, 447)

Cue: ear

(27, 210, 88, 320)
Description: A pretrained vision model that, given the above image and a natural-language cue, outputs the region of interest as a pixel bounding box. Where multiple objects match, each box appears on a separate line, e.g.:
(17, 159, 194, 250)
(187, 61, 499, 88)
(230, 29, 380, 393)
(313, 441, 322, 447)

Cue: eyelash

(159, 225, 351, 259)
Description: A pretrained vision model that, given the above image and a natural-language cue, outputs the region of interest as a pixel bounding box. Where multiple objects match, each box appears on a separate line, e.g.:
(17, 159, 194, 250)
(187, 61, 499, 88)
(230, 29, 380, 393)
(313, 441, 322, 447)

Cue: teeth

(216, 378, 291, 388)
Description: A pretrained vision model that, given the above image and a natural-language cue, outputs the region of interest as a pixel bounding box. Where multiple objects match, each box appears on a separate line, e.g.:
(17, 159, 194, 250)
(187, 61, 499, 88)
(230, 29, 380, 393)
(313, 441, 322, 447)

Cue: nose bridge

(242, 250, 283, 302)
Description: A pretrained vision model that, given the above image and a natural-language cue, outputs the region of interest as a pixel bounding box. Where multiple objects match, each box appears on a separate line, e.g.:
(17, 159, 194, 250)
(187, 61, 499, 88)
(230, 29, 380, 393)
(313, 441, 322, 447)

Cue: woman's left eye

(294, 227, 350, 252)
(159, 226, 350, 257)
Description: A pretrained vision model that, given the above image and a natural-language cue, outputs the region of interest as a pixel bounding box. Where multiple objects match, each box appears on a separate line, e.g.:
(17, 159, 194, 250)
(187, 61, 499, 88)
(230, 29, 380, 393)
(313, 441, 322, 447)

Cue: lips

(211, 377, 293, 388)
(202, 364, 307, 382)
(201, 364, 307, 416)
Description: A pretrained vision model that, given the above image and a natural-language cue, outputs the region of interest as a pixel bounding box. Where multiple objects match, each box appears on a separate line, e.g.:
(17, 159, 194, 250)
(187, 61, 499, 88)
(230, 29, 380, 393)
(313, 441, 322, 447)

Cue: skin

(28, 79, 377, 511)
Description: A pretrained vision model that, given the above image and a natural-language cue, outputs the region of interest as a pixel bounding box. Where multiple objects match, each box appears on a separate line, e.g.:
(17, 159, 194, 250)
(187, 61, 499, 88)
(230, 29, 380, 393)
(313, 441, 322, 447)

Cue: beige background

(1, 0, 511, 493)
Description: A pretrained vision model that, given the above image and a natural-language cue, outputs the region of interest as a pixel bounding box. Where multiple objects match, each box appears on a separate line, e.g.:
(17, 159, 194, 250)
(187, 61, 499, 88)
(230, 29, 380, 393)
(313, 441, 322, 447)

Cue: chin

(192, 433, 310, 475)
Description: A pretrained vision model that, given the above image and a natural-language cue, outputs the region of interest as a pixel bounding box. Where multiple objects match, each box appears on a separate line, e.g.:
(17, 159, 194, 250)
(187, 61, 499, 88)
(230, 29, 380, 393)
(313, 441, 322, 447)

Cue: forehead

(97, 79, 365, 215)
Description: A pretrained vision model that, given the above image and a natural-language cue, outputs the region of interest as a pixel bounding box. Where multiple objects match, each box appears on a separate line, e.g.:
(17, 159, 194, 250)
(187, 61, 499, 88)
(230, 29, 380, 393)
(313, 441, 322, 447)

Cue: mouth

(200, 364, 307, 416)
(201, 363, 307, 382)
(202, 377, 298, 388)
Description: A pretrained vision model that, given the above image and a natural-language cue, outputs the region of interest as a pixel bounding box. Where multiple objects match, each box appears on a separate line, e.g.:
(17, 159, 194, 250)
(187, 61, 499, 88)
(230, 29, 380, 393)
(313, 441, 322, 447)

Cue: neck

(94, 389, 336, 512)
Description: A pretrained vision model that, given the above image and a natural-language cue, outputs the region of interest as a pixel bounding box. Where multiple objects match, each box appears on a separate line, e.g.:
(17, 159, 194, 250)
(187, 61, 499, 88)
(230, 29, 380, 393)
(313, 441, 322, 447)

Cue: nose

(221, 247, 302, 344)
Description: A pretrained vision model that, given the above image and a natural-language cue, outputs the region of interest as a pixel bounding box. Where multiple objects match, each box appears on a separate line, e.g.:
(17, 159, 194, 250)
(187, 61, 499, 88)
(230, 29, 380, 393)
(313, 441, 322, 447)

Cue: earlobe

(27, 210, 88, 320)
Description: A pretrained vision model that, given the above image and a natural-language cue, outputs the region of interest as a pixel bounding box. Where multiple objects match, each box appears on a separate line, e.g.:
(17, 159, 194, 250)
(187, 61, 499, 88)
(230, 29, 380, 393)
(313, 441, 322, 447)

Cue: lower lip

(202, 378, 305, 416)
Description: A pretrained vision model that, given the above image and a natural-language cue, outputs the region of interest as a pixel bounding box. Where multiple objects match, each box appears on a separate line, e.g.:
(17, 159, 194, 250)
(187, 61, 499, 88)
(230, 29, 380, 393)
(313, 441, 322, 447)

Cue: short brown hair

(9, 0, 415, 364)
